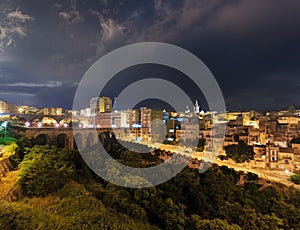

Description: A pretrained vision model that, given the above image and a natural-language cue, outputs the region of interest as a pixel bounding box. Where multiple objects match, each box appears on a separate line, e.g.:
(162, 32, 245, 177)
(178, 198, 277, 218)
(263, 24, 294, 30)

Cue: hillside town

(2, 98, 300, 173)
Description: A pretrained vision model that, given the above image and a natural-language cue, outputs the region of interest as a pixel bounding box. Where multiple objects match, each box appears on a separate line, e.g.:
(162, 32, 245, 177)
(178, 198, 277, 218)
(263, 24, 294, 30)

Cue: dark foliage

(2, 138, 300, 229)
(224, 141, 255, 163)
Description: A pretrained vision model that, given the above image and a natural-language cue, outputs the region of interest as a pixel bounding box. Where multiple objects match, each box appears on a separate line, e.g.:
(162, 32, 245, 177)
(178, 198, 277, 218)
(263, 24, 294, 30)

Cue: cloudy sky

(0, 0, 299, 111)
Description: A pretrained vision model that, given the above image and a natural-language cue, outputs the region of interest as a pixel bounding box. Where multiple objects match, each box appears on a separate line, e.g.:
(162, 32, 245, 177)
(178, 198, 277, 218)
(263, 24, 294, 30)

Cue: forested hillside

(1, 141, 300, 229)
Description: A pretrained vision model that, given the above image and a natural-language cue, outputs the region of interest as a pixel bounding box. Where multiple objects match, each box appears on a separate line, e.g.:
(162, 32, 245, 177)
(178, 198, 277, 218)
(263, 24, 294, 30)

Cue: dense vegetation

(0, 123, 16, 145)
(291, 174, 300, 184)
(0, 137, 16, 145)
(1, 139, 300, 229)
(291, 137, 300, 144)
(224, 141, 255, 163)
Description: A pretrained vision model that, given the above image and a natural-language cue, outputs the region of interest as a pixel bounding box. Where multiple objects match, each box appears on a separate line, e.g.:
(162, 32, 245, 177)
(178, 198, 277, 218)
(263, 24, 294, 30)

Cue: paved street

(120, 138, 300, 189)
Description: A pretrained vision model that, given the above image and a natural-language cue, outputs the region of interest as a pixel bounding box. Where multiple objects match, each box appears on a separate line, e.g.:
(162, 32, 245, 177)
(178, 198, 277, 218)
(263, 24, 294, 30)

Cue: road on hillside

(120, 138, 300, 189)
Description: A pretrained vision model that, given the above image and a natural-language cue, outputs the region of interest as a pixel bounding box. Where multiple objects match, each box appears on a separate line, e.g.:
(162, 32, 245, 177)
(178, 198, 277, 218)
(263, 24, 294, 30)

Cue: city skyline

(1, 96, 300, 115)
(0, 96, 204, 115)
(0, 1, 299, 111)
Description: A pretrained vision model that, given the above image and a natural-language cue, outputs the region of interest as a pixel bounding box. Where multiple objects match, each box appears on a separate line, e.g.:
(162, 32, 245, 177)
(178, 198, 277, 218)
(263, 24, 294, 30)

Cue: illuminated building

(80, 108, 92, 116)
(94, 112, 112, 128)
(111, 110, 130, 128)
(0, 100, 17, 113)
(90, 96, 112, 114)
(140, 107, 163, 141)
(17, 105, 30, 114)
(129, 109, 140, 128)
(43, 107, 63, 115)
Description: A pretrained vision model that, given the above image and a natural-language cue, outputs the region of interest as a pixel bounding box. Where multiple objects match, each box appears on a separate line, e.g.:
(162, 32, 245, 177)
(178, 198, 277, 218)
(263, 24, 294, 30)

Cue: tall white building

(90, 96, 112, 114)
(0, 100, 17, 113)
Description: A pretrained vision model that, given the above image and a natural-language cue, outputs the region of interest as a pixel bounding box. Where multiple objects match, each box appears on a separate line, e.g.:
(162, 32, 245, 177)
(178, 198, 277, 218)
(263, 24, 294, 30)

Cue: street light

(1, 121, 8, 139)
(25, 121, 30, 127)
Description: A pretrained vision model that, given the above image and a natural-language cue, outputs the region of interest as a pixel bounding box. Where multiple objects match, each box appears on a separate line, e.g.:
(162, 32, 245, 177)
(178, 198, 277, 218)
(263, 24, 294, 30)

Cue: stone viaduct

(23, 128, 127, 150)
(20, 127, 205, 170)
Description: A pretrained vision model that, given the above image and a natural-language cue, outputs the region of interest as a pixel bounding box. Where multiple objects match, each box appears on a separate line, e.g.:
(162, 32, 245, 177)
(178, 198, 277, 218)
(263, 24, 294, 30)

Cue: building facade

(44, 107, 63, 116)
(90, 96, 112, 114)
(140, 107, 163, 141)
(0, 100, 17, 113)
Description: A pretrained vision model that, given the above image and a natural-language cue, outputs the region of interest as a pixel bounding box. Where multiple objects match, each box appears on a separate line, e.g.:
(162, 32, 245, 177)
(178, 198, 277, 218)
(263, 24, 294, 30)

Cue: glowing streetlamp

(1, 121, 7, 139)
(37, 123, 42, 128)
(63, 123, 68, 128)
(25, 121, 30, 127)
(55, 123, 60, 128)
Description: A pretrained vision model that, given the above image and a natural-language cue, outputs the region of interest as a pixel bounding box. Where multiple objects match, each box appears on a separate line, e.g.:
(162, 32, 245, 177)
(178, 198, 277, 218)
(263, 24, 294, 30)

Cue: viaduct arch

(24, 128, 127, 150)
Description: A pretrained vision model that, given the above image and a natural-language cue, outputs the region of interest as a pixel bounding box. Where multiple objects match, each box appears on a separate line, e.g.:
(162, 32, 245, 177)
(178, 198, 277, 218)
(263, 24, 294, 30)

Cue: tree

(18, 145, 76, 196)
(189, 215, 241, 230)
(291, 174, 300, 184)
(224, 141, 255, 163)
(157, 198, 187, 229)
(291, 137, 300, 144)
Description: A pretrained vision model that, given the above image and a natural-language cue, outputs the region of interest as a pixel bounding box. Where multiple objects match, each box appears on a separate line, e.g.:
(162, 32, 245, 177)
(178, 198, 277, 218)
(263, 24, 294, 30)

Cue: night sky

(0, 0, 299, 112)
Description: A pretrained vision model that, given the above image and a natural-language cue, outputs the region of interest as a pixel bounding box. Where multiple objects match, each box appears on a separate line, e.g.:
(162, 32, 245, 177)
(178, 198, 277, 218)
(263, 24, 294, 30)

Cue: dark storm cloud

(0, 0, 299, 111)
(168, 0, 300, 111)
(30, 83, 78, 108)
